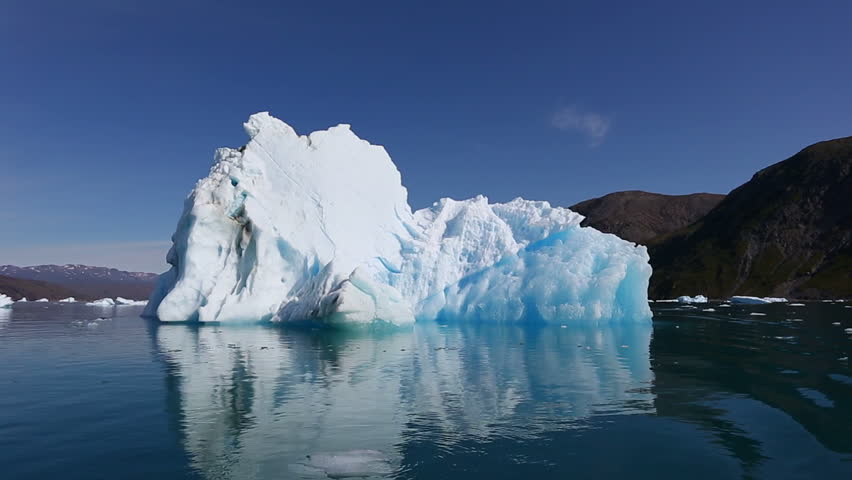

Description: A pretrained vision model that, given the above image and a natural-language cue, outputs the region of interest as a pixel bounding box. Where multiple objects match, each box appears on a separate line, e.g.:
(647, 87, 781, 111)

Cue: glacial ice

(677, 295, 708, 304)
(87, 298, 116, 306)
(58, 297, 76, 303)
(17, 297, 28, 303)
(145, 113, 652, 325)
(0, 294, 12, 308)
(116, 297, 147, 306)
(730, 296, 788, 304)
(34, 298, 49, 302)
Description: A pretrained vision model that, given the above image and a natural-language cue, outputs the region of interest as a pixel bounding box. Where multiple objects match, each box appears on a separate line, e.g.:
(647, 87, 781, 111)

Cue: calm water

(1, 302, 851, 479)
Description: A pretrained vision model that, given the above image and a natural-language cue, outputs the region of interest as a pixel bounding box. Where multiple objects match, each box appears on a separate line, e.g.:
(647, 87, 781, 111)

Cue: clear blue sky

(2, 0, 851, 272)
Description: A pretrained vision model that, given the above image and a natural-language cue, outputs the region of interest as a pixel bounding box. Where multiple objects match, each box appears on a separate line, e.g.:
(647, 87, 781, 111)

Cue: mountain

(0, 275, 82, 301)
(570, 191, 725, 244)
(0, 264, 158, 300)
(648, 136, 852, 299)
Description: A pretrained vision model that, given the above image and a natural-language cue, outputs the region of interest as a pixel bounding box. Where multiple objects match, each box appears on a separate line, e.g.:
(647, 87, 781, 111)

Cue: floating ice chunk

(17, 297, 28, 303)
(145, 113, 652, 325)
(730, 296, 788, 304)
(749, 312, 767, 316)
(34, 298, 49, 302)
(58, 297, 77, 303)
(677, 295, 708, 304)
(0, 294, 13, 308)
(87, 298, 116, 306)
(718, 304, 731, 308)
(789, 303, 806, 307)
(845, 328, 852, 334)
(702, 308, 716, 312)
(115, 297, 147, 306)
(832, 322, 841, 326)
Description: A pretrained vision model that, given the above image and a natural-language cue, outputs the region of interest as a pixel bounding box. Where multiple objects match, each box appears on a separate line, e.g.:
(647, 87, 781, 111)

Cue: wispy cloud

(551, 107, 611, 146)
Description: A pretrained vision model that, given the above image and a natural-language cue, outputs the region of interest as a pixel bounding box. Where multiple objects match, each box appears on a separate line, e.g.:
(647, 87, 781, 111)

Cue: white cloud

(551, 107, 611, 146)
(0, 241, 170, 273)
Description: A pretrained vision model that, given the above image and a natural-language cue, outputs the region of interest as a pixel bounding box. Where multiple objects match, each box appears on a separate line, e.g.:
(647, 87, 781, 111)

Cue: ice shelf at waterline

(144, 113, 652, 325)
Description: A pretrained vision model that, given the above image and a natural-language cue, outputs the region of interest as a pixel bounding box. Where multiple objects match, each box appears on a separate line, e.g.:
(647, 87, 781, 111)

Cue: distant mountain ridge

(0, 264, 158, 300)
(570, 191, 725, 244)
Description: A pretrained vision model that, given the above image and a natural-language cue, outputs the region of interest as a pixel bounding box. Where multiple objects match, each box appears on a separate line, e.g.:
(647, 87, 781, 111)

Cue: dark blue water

(1, 301, 851, 479)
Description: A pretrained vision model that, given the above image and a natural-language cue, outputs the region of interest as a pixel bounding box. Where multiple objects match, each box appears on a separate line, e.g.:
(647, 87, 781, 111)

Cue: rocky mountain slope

(0, 275, 81, 301)
(0, 264, 158, 300)
(570, 191, 725, 244)
(648, 136, 852, 299)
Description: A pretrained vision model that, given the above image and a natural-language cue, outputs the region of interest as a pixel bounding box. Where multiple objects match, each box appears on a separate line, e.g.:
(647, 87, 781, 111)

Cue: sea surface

(1, 301, 851, 479)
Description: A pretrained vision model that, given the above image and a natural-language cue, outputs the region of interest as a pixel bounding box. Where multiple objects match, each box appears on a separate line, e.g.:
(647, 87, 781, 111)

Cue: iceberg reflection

(155, 322, 654, 478)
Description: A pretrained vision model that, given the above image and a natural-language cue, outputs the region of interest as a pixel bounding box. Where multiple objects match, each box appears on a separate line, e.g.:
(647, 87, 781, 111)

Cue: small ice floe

(832, 322, 841, 326)
(702, 308, 716, 312)
(560, 325, 567, 328)
(291, 450, 393, 479)
(58, 297, 77, 303)
(71, 318, 108, 328)
(773, 336, 795, 340)
(789, 303, 805, 307)
(115, 297, 148, 306)
(677, 295, 708, 304)
(749, 312, 767, 316)
(730, 296, 787, 304)
(845, 306, 852, 309)
(845, 328, 852, 334)
(790, 318, 804, 322)
(718, 304, 731, 308)
(16, 297, 28, 303)
(839, 357, 849, 362)
(34, 298, 49, 302)
(655, 299, 679, 303)
(0, 294, 13, 309)
(87, 298, 116, 307)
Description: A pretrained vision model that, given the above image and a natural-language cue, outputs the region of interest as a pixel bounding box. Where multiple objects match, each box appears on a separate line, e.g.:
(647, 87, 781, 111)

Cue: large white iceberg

(0, 294, 13, 309)
(145, 113, 652, 325)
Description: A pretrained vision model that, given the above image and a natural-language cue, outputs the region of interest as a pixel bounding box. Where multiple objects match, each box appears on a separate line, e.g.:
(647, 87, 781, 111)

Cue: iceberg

(730, 296, 788, 305)
(115, 297, 148, 306)
(17, 297, 28, 303)
(677, 295, 708, 304)
(58, 297, 77, 303)
(145, 113, 652, 325)
(34, 298, 49, 302)
(0, 294, 13, 308)
(87, 298, 116, 306)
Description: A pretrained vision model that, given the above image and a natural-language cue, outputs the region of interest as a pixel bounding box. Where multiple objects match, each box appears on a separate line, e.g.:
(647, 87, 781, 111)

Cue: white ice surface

(58, 297, 76, 303)
(116, 297, 147, 306)
(87, 298, 116, 306)
(677, 295, 708, 304)
(0, 294, 12, 308)
(730, 296, 788, 304)
(145, 113, 652, 325)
